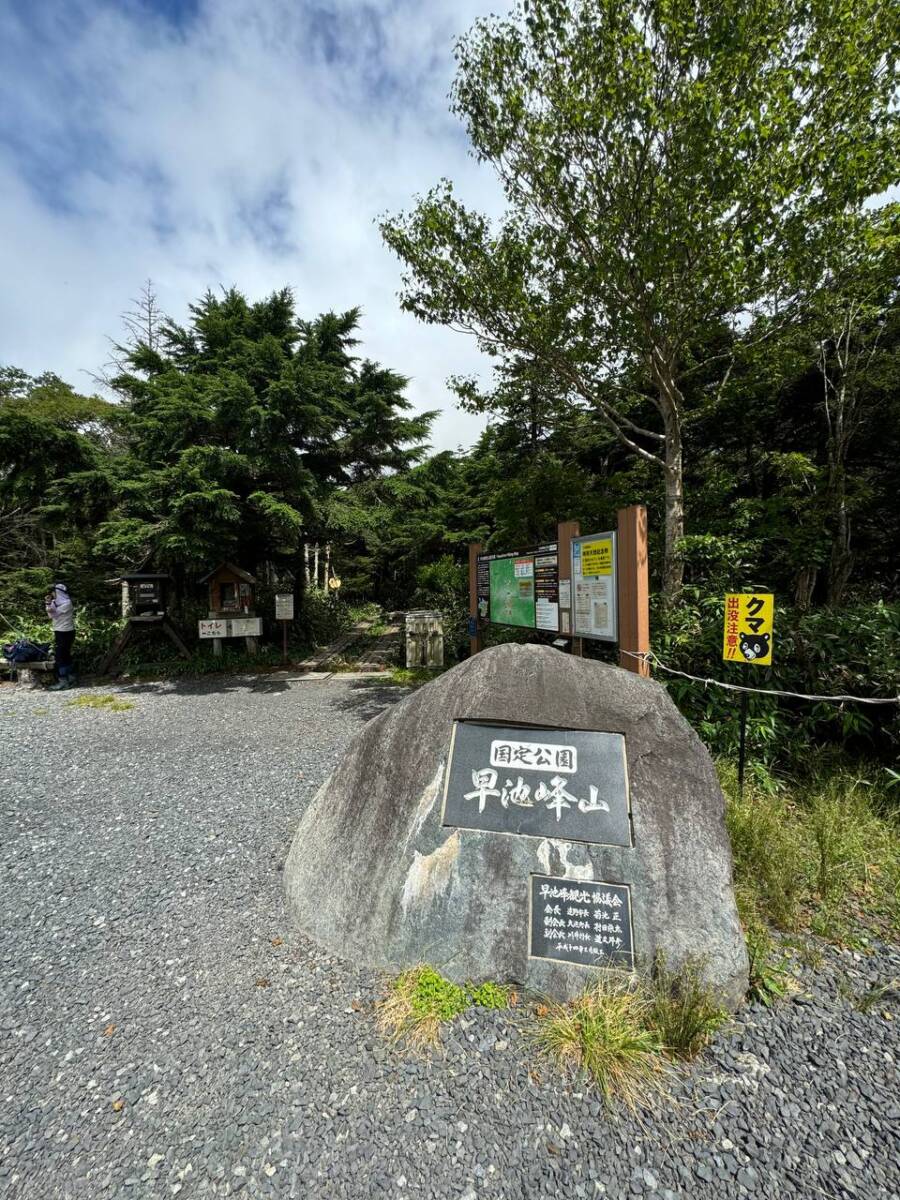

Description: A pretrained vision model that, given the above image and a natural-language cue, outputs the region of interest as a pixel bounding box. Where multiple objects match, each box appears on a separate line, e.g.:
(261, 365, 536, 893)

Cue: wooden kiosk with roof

(98, 573, 191, 674)
(198, 562, 261, 656)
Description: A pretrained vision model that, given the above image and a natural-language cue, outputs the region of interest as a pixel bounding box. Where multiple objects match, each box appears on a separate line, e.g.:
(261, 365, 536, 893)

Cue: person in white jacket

(45, 583, 76, 690)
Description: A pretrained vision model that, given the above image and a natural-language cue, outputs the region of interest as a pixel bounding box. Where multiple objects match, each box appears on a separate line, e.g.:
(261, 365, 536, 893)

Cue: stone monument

(283, 643, 749, 1007)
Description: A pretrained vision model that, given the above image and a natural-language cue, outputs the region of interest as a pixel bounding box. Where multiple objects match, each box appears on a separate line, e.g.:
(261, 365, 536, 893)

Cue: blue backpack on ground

(3, 639, 52, 664)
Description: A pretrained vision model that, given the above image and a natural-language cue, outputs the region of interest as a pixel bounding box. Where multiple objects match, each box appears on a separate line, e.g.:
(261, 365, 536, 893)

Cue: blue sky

(0, 0, 505, 451)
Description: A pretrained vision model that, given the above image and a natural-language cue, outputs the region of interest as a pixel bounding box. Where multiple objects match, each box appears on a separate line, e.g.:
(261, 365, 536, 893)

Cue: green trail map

(489, 557, 535, 628)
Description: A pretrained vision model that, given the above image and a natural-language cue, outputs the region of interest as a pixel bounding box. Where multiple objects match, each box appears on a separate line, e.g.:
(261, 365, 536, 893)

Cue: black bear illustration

(739, 632, 770, 661)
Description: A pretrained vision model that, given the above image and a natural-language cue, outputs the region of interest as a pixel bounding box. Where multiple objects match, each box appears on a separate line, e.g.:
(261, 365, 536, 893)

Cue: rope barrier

(619, 649, 900, 706)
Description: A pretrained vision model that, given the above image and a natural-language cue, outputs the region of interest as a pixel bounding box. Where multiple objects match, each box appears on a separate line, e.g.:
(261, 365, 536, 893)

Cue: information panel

(529, 875, 634, 968)
(572, 531, 618, 642)
(489, 556, 535, 628)
(442, 721, 631, 847)
(534, 550, 559, 631)
(477, 544, 559, 633)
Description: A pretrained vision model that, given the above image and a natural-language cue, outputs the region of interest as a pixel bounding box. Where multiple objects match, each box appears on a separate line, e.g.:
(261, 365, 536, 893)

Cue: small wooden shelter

(200, 562, 257, 617)
(198, 563, 260, 656)
(99, 573, 190, 674)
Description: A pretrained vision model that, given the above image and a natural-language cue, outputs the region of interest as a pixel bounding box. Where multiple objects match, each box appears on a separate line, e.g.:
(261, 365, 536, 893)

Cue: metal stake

(738, 691, 749, 799)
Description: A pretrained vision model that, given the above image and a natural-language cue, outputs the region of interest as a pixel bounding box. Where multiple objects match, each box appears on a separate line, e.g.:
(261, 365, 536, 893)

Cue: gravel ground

(1, 674, 897, 1200)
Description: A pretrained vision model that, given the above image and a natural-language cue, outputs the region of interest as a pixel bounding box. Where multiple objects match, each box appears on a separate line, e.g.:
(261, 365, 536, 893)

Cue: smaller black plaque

(529, 874, 634, 969)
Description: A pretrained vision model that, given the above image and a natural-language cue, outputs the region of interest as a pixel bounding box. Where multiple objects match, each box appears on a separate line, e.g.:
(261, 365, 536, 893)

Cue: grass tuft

(645, 954, 727, 1056)
(745, 923, 790, 1007)
(66, 693, 134, 713)
(530, 973, 668, 1108)
(376, 966, 511, 1052)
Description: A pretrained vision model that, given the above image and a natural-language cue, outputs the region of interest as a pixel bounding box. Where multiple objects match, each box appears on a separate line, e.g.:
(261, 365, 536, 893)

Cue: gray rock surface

(284, 644, 749, 1007)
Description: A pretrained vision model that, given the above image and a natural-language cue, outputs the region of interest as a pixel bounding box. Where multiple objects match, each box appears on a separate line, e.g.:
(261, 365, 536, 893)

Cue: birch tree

(808, 208, 899, 605)
(381, 0, 898, 599)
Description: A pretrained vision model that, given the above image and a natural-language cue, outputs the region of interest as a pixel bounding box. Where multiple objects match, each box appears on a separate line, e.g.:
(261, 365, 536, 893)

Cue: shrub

(530, 973, 668, 1108)
(0, 567, 54, 614)
(409, 556, 469, 663)
(645, 955, 727, 1057)
(654, 591, 899, 770)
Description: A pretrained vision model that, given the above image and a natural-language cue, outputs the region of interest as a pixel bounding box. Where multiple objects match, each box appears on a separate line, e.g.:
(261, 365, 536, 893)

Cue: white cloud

(0, 0, 508, 452)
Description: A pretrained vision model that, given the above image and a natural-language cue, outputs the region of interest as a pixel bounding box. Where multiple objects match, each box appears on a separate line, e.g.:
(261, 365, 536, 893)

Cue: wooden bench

(0, 658, 56, 687)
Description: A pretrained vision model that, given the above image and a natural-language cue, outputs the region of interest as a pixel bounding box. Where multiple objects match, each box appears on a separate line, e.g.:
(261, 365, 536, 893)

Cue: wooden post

(617, 504, 650, 676)
(556, 519, 582, 656)
(468, 542, 484, 658)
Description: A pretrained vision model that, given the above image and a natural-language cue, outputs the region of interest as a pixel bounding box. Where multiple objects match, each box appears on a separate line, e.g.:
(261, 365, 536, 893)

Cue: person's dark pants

(54, 630, 76, 682)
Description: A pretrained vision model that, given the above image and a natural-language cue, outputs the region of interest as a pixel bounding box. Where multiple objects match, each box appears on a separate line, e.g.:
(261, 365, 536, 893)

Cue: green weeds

(389, 666, 446, 688)
(744, 923, 791, 1007)
(852, 977, 899, 1015)
(376, 965, 513, 1052)
(66, 694, 134, 713)
(721, 763, 899, 943)
(530, 958, 727, 1105)
(379, 960, 727, 1105)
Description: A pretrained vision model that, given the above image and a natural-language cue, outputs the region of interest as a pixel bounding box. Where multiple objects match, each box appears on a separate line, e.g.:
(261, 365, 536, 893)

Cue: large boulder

(284, 643, 749, 1008)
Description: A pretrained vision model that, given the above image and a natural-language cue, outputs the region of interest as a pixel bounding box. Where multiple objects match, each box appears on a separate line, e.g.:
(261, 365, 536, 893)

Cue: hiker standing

(45, 583, 76, 690)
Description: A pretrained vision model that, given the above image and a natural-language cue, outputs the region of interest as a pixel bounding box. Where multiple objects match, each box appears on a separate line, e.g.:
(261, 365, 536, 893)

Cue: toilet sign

(723, 593, 774, 666)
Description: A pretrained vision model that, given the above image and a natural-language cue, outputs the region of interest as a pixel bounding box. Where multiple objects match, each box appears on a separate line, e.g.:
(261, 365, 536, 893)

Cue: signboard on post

(723, 591, 775, 798)
(572, 532, 617, 642)
(275, 593, 294, 621)
(199, 617, 262, 639)
(275, 592, 294, 663)
(723, 593, 774, 665)
(468, 513, 647, 670)
(477, 544, 560, 633)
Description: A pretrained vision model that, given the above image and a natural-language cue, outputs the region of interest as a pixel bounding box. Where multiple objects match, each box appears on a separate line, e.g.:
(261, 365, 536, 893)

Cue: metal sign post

(723, 592, 775, 797)
(275, 592, 294, 664)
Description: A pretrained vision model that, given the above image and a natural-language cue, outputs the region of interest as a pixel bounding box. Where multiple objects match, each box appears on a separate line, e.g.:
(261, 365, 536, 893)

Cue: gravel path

(1, 675, 897, 1200)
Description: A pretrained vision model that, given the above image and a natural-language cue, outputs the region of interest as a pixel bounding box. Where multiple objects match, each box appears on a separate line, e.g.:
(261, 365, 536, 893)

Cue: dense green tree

(101, 289, 435, 586)
(0, 369, 118, 597)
